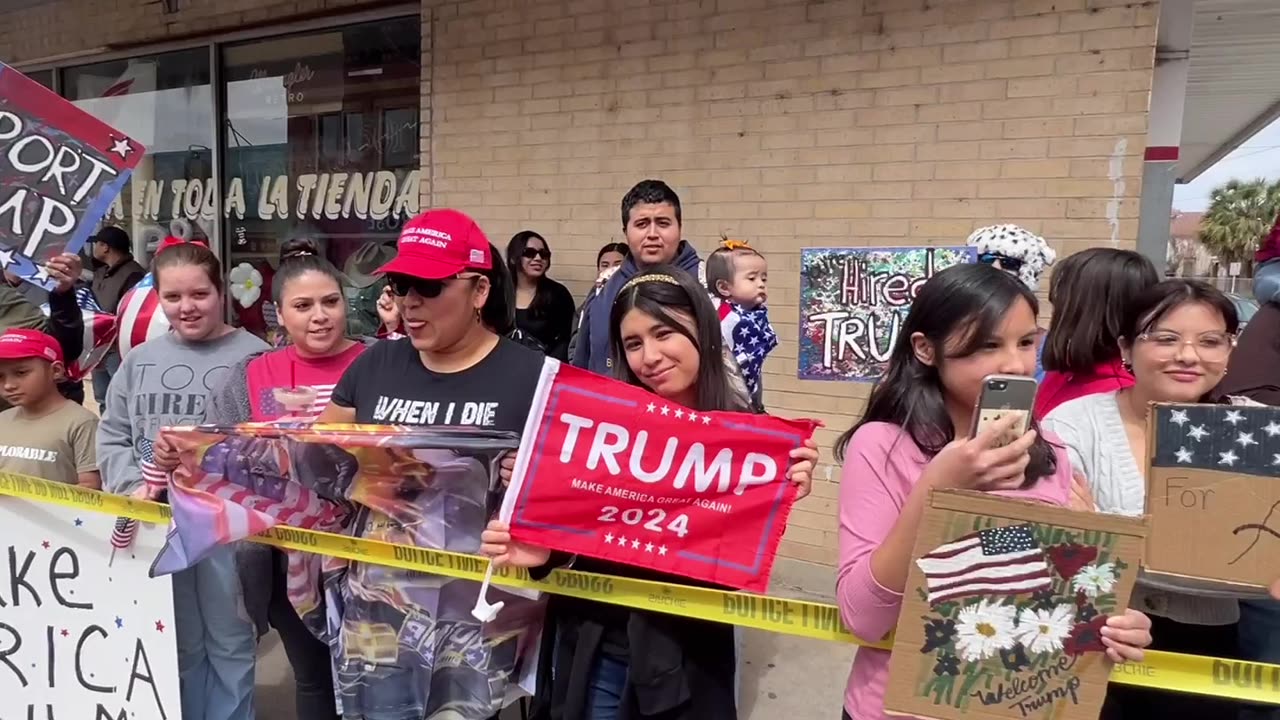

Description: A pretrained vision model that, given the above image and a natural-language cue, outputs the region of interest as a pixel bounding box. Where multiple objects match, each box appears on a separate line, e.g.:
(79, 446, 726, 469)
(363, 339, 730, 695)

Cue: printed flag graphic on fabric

(914, 524, 1052, 605)
(40, 287, 118, 381)
(151, 423, 543, 720)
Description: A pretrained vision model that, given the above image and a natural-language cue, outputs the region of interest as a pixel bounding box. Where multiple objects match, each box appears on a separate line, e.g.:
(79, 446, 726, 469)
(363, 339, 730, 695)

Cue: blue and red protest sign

(0, 64, 143, 289)
(503, 361, 818, 592)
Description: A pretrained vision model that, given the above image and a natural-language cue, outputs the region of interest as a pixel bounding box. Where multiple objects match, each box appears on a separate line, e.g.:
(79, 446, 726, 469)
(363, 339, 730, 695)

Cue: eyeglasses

(386, 272, 480, 299)
(1136, 331, 1236, 362)
(522, 247, 551, 261)
(978, 253, 1024, 273)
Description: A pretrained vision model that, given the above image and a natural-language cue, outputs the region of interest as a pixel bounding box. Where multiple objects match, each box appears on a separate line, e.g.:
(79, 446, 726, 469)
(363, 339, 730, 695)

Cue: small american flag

(110, 517, 137, 549)
(138, 437, 169, 495)
(915, 524, 1052, 605)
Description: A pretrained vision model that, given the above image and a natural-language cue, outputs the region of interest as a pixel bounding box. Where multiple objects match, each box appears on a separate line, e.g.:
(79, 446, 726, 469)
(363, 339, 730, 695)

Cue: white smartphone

(969, 374, 1038, 448)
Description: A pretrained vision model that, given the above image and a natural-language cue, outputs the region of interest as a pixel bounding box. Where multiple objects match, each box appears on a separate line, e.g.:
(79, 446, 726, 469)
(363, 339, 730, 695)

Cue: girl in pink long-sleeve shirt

(834, 264, 1153, 720)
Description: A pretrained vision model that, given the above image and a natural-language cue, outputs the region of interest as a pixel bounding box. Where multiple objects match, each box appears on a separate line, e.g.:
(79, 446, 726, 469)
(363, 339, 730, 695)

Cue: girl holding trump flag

(481, 267, 819, 720)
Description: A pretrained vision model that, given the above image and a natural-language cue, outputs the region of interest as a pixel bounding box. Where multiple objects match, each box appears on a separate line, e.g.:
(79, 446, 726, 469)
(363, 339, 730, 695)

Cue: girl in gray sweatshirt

(96, 242, 268, 720)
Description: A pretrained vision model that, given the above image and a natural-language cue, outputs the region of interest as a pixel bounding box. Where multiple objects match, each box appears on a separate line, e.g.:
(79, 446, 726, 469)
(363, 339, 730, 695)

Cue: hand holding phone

(924, 414, 1038, 492)
(970, 375, 1038, 448)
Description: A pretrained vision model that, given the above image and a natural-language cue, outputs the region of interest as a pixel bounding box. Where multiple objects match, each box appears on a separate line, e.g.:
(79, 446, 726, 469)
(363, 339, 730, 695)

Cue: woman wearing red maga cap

(317, 209, 546, 719)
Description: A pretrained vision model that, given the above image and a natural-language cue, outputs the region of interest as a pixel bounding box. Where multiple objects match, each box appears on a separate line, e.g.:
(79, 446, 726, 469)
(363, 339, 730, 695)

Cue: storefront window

(63, 49, 215, 263)
(26, 69, 53, 89)
(221, 18, 421, 340)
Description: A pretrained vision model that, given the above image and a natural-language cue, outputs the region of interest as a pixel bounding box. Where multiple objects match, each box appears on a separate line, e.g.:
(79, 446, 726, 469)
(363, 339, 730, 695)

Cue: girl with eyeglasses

(1042, 279, 1256, 720)
(507, 230, 576, 360)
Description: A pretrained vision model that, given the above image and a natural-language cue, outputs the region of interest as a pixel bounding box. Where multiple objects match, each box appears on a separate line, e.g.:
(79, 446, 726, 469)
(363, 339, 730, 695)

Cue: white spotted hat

(966, 224, 1057, 291)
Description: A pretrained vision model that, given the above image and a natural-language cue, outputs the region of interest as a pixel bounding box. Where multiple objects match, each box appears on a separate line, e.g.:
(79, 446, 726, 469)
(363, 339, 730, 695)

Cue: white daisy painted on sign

(1015, 605, 1075, 655)
(953, 599, 1017, 662)
(1071, 563, 1117, 598)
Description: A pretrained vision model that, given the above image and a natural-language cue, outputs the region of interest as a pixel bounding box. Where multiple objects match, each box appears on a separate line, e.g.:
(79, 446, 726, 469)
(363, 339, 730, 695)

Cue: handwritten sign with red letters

(503, 361, 817, 592)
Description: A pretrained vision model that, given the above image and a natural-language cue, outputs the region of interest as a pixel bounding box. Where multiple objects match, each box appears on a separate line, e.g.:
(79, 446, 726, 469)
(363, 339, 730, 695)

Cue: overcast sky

(1173, 117, 1280, 212)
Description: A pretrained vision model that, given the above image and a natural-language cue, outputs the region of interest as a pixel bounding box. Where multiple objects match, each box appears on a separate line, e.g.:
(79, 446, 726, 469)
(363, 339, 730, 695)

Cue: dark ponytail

(272, 237, 343, 305)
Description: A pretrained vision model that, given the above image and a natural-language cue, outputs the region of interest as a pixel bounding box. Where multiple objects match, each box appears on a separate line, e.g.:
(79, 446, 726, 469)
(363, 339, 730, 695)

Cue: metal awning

(1177, 0, 1280, 182)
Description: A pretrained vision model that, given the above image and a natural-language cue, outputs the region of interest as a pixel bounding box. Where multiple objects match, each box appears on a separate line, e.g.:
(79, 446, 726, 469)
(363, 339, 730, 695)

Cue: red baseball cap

(0, 329, 62, 364)
(377, 209, 493, 280)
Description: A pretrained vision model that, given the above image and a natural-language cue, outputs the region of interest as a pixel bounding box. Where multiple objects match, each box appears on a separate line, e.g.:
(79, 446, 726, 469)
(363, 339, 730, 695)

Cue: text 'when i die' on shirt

(330, 336, 544, 433)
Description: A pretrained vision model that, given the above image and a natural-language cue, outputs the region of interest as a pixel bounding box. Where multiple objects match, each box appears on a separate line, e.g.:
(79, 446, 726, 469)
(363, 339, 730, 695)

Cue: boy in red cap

(0, 328, 100, 488)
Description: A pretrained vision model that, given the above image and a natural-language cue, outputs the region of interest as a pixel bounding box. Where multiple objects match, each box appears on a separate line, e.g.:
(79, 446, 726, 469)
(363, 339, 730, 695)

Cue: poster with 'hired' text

(798, 246, 973, 382)
(0, 492, 178, 720)
(502, 361, 818, 592)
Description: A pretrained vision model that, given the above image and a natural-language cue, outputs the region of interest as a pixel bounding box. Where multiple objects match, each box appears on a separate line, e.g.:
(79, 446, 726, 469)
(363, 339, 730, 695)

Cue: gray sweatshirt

(97, 329, 269, 495)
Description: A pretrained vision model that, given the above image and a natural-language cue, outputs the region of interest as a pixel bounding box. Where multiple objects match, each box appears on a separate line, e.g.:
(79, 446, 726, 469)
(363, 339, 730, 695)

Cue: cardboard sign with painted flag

(0, 64, 144, 290)
(503, 360, 818, 592)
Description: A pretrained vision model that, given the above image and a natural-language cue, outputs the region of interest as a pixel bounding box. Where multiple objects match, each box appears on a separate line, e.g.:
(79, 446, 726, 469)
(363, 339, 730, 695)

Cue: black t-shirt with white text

(330, 336, 544, 432)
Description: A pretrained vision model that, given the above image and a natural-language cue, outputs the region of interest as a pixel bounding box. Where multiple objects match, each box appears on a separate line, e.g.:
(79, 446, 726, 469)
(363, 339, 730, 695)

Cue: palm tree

(1198, 178, 1280, 271)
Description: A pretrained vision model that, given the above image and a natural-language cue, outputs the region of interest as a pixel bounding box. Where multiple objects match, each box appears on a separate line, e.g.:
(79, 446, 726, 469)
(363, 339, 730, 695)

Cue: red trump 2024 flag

(502, 360, 818, 592)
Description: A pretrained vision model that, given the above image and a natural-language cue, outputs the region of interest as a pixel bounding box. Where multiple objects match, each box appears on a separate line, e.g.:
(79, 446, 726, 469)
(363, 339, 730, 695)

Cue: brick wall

(0, 0, 1160, 583)
(426, 0, 1158, 574)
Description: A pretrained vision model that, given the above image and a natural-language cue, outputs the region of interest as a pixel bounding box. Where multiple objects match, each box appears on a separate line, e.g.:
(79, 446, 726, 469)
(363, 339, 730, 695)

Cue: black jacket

(1212, 301, 1280, 405)
(529, 556, 738, 720)
(92, 257, 145, 313)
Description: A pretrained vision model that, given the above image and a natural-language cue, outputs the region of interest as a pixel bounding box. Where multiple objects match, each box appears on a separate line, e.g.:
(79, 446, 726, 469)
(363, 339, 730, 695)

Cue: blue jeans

(586, 653, 628, 720)
(1239, 600, 1280, 720)
(172, 544, 256, 720)
(1255, 259, 1280, 305)
(91, 349, 121, 414)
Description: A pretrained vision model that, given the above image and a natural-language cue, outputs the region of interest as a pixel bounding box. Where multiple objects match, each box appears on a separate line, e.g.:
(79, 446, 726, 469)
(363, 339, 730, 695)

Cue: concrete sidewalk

(254, 627, 856, 719)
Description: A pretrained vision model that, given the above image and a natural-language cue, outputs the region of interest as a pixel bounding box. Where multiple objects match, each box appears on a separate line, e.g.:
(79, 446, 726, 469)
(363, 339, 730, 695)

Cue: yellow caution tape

(2, 471, 1279, 705)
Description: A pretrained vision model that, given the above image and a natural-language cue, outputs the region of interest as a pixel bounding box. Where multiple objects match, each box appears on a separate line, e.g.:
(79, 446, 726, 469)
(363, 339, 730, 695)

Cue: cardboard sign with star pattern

(501, 359, 818, 592)
(885, 490, 1147, 720)
(0, 63, 144, 290)
(1145, 403, 1280, 588)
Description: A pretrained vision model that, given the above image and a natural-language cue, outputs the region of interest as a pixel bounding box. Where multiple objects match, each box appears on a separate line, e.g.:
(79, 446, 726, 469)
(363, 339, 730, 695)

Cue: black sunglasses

(522, 247, 551, 260)
(386, 272, 479, 299)
(978, 252, 1024, 272)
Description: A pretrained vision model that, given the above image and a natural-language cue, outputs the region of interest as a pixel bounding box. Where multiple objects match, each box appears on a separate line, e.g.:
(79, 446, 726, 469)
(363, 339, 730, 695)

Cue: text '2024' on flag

(0, 64, 144, 290)
(499, 359, 819, 593)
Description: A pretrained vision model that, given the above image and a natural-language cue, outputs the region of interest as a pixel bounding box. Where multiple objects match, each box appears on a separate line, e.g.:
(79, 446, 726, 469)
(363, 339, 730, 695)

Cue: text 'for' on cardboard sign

(884, 490, 1148, 720)
(1145, 403, 1280, 589)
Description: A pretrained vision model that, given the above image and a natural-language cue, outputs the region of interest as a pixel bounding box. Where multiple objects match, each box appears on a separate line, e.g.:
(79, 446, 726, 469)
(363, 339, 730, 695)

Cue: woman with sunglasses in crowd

(507, 230, 576, 360)
(1042, 279, 1262, 719)
(480, 267, 818, 720)
(316, 209, 546, 719)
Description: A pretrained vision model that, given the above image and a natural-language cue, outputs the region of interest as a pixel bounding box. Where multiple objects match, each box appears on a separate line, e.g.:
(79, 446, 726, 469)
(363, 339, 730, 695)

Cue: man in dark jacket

(572, 180, 702, 374)
(88, 225, 145, 411)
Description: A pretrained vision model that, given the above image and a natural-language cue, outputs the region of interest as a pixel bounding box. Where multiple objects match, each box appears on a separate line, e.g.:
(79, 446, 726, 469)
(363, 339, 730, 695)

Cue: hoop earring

(1122, 359, 1133, 373)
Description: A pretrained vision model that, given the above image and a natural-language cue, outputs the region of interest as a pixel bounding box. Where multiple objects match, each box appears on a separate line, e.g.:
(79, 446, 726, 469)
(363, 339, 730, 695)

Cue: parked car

(1227, 293, 1259, 330)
